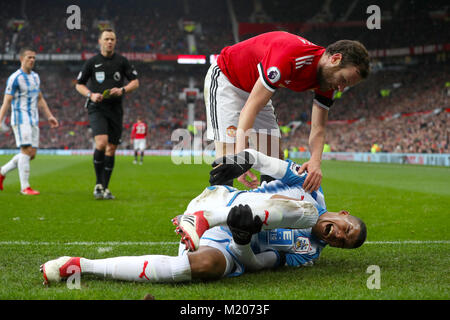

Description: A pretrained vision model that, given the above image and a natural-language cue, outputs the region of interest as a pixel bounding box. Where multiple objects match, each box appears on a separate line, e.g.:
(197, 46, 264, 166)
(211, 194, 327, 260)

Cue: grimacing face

(312, 210, 362, 248)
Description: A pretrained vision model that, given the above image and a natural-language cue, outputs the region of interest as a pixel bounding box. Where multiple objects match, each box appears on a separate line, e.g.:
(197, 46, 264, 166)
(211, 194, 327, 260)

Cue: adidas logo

(295, 55, 314, 70)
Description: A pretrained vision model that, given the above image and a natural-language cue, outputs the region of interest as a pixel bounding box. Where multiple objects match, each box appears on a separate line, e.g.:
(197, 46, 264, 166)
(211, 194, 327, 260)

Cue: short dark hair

(325, 40, 370, 79)
(19, 47, 35, 57)
(352, 217, 367, 249)
(98, 28, 115, 39)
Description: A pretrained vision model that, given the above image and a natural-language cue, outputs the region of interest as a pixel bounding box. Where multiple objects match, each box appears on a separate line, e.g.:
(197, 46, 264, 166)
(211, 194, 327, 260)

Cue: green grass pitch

(0, 154, 449, 300)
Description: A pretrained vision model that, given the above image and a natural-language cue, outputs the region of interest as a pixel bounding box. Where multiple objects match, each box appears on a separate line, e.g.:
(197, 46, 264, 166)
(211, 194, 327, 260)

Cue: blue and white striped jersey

(253, 225, 327, 267)
(192, 158, 329, 267)
(249, 159, 328, 266)
(5, 69, 41, 126)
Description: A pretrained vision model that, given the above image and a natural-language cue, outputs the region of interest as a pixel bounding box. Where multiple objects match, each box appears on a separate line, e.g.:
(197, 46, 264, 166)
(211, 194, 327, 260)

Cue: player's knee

(95, 141, 107, 151)
(105, 144, 117, 156)
(94, 136, 108, 150)
(188, 249, 226, 279)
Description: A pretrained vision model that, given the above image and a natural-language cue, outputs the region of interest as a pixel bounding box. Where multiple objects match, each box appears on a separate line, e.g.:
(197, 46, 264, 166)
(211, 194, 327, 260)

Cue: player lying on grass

(40, 150, 366, 284)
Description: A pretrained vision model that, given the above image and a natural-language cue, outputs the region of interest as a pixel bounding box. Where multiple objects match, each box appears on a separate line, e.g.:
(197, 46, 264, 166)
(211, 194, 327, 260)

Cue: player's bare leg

(213, 141, 236, 186)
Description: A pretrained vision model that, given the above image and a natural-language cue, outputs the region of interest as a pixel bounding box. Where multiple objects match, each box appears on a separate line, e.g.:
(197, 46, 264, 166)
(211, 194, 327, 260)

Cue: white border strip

(0, 240, 448, 246)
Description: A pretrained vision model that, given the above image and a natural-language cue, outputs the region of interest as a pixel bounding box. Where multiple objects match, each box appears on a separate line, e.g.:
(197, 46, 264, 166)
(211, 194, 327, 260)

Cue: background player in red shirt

(205, 31, 369, 191)
(130, 117, 148, 165)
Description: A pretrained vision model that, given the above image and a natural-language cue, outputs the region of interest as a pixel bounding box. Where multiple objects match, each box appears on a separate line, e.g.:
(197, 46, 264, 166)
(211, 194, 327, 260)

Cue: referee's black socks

(93, 149, 105, 186)
(103, 155, 115, 189)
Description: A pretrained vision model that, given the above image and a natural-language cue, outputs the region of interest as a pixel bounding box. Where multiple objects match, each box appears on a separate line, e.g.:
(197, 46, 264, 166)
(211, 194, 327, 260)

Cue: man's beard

(317, 65, 340, 91)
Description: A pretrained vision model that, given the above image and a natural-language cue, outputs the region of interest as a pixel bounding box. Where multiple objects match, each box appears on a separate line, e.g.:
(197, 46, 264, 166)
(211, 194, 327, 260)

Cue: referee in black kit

(76, 29, 139, 200)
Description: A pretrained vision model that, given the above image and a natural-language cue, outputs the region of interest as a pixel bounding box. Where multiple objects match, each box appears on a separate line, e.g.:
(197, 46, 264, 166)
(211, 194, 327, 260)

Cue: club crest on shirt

(294, 236, 311, 253)
(95, 71, 105, 83)
(267, 66, 281, 83)
(226, 125, 237, 137)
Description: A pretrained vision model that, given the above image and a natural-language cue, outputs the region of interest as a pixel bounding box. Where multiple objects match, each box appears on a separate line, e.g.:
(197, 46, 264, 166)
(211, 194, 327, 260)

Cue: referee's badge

(95, 71, 105, 83)
(113, 71, 121, 81)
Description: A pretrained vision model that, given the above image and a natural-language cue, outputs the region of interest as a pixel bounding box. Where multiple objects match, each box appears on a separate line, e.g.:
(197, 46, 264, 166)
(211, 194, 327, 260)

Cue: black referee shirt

(76, 53, 138, 107)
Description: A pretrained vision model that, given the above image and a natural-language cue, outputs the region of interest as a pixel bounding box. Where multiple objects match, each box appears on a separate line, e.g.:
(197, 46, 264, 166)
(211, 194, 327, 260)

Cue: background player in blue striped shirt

(0, 47, 59, 195)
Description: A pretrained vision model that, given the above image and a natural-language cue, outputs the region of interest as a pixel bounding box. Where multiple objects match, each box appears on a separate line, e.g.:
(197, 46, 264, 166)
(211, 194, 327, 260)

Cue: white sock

(204, 197, 318, 230)
(1, 154, 21, 176)
(229, 241, 278, 272)
(203, 207, 234, 227)
(17, 153, 31, 190)
(80, 254, 191, 283)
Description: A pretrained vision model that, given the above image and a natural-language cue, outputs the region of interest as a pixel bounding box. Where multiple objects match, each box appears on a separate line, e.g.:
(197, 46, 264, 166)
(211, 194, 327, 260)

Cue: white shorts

(204, 63, 280, 143)
(178, 226, 244, 278)
(12, 124, 39, 148)
(133, 139, 146, 151)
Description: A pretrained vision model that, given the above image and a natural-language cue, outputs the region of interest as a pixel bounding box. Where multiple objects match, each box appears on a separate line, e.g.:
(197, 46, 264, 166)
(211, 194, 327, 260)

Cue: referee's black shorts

(87, 102, 123, 145)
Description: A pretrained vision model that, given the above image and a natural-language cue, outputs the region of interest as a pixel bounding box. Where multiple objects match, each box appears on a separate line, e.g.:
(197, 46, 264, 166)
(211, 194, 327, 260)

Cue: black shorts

(87, 102, 123, 145)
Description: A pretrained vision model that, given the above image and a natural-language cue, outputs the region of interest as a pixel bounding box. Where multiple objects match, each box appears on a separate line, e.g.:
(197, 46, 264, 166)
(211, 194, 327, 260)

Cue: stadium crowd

(1, 0, 448, 55)
(0, 0, 448, 154)
(0, 60, 448, 154)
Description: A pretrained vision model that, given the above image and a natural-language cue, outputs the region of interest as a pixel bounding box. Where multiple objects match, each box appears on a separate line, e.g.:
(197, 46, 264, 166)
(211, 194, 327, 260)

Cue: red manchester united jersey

(216, 31, 335, 109)
(131, 122, 148, 140)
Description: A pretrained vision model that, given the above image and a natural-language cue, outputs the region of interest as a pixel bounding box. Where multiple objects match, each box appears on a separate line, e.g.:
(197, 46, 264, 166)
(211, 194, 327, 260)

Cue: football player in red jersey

(205, 31, 369, 191)
(130, 117, 148, 165)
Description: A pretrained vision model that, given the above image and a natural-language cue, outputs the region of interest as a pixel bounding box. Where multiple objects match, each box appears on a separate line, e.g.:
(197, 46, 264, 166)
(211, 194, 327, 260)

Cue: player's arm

(210, 149, 289, 185)
(110, 58, 139, 97)
(234, 79, 274, 188)
(298, 102, 328, 192)
(0, 94, 13, 127)
(75, 83, 103, 103)
(211, 149, 313, 190)
(227, 204, 281, 272)
(109, 79, 139, 97)
(75, 60, 103, 103)
(284, 251, 318, 267)
(37, 92, 59, 128)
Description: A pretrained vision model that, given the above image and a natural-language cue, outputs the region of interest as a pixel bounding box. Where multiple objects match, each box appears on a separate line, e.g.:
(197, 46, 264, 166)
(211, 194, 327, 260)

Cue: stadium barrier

(291, 151, 450, 167)
(1, 149, 449, 166)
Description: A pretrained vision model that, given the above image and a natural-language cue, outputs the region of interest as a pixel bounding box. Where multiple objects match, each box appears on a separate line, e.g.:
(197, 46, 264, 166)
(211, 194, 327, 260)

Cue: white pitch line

(0, 241, 179, 246)
(365, 240, 450, 245)
(0, 240, 448, 246)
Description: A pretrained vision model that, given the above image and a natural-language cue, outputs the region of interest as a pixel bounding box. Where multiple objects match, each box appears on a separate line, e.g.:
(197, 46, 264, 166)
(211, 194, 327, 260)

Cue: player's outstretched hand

(298, 159, 322, 193)
(227, 204, 263, 245)
(209, 150, 255, 186)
